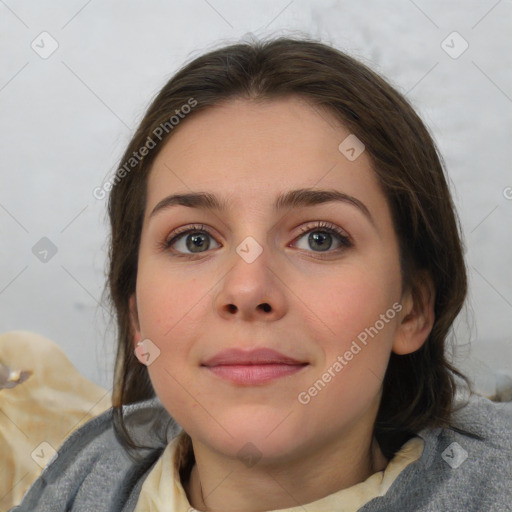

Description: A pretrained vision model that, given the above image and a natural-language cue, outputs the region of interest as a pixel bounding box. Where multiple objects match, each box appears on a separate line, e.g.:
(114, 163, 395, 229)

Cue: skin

(129, 96, 434, 511)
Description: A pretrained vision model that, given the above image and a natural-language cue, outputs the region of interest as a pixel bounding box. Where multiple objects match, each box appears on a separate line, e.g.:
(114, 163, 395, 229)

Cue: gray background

(1, 0, 511, 393)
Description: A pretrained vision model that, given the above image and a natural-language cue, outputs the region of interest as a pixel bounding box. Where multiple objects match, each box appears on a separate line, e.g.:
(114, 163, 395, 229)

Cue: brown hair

(107, 36, 470, 459)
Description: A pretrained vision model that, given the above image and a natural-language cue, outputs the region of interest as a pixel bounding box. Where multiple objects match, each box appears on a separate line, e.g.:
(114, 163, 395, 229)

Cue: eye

(160, 221, 352, 257)
(292, 221, 352, 254)
(162, 224, 221, 255)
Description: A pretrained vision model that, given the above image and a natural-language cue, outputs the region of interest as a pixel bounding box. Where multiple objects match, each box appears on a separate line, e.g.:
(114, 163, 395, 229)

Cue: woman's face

(131, 96, 409, 463)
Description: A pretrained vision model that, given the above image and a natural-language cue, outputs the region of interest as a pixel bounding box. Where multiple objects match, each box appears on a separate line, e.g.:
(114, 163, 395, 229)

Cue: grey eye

(294, 229, 348, 252)
(172, 231, 220, 254)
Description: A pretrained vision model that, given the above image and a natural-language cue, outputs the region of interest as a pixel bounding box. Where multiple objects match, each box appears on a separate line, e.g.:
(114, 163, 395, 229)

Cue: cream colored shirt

(134, 431, 424, 512)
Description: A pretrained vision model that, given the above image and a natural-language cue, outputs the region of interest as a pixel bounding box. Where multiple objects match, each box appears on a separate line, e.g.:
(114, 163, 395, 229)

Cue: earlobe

(392, 273, 435, 356)
(129, 296, 154, 366)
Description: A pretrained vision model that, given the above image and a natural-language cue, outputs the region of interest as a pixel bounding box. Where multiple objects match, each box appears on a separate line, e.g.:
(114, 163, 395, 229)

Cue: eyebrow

(149, 188, 374, 226)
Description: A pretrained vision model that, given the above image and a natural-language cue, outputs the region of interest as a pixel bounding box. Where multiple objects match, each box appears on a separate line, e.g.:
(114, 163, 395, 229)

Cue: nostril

(224, 303, 271, 314)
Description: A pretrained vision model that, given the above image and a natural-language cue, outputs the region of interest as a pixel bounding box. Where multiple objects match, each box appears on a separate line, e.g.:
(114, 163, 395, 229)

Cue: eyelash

(296, 222, 352, 253)
(160, 221, 352, 258)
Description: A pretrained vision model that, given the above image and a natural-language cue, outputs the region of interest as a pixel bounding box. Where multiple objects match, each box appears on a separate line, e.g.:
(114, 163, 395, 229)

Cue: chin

(205, 429, 305, 466)
(187, 407, 308, 461)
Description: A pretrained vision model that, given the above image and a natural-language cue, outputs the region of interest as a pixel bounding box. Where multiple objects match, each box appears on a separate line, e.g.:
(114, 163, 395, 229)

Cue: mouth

(201, 348, 309, 386)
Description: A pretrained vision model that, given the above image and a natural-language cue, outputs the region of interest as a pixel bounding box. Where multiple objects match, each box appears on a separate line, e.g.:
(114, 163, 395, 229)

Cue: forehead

(145, 96, 384, 217)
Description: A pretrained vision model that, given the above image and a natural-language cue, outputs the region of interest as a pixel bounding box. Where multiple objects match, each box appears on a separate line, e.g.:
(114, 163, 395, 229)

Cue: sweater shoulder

(449, 394, 512, 448)
(362, 397, 512, 512)
(11, 398, 181, 512)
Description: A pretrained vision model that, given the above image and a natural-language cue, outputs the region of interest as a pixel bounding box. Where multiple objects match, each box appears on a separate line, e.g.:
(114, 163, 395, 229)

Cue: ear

(392, 272, 435, 355)
(129, 294, 142, 349)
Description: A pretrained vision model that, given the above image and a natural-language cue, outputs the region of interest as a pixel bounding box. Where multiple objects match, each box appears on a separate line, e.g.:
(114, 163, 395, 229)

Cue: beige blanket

(0, 331, 110, 511)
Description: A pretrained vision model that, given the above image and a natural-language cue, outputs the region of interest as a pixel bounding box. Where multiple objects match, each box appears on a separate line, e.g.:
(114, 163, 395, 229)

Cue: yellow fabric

(135, 431, 424, 512)
(0, 331, 111, 512)
(134, 432, 194, 511)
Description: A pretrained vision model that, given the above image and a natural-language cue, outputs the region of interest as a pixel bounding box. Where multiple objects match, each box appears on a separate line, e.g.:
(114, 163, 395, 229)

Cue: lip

(202, 348, 308, 385)
(203, 348, 305, 366)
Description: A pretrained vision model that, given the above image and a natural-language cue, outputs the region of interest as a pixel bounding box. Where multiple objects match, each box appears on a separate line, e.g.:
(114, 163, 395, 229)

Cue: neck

(184, 430, 389, 512)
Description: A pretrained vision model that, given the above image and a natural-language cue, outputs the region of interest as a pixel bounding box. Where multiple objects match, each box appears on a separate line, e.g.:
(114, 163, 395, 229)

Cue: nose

(213, 247, 288, 322)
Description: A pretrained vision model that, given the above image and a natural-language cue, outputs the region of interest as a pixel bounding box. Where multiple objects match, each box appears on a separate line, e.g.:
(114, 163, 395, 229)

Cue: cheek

(296, 281, 400, 436)
(299, 260, 401, 345)
(136, 260, 208, 341)
(134, 265, 211, 410)
(295, 257, 401, 407)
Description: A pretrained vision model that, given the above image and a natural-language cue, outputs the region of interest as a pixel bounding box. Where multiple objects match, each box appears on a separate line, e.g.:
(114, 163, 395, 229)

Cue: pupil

(309, 232, 332, 251)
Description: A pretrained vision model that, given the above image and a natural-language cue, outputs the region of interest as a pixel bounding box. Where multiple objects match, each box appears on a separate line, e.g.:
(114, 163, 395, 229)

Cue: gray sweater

(10, 394, 512, 511)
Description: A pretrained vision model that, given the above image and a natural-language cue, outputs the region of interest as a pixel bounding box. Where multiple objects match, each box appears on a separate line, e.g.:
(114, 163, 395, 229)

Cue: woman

(13, 37, 511, 512)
